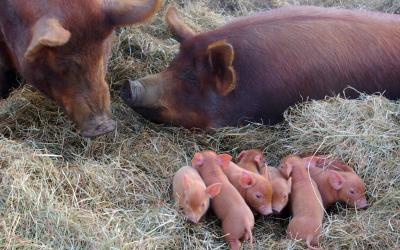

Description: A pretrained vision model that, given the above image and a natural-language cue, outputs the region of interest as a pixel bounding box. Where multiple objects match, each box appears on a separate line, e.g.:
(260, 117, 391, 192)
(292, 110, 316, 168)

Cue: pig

(121, 5, 400, 129)
(223, 161, 273, 216)
(192, 151, 254, 250)
(303, 156, 368, 209)
(173, 166, 222, 223)
(237, 149, 291, 214)
(280, 155, 324, 249)
(0, 0, 162, 137)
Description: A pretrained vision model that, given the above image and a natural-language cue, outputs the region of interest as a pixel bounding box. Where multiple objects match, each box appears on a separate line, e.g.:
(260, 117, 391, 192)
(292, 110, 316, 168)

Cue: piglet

(280, 155, 324, 249)
(224, 161, 273, 216)
(173, 166, 222, 223)
(192, 151, 254, 250)
(237, 149, 291, 214)
(303, 155, 354, 172)
(303, 156, 368, 209)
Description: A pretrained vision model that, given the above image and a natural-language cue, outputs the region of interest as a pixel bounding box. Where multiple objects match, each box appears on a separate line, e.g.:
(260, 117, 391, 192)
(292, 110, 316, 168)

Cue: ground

(0, 0, 399, 249)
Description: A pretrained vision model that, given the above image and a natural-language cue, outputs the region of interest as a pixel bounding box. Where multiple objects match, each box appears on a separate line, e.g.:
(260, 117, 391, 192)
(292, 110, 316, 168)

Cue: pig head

(0, 0, 162, 137)
(121, 6, 238, 128)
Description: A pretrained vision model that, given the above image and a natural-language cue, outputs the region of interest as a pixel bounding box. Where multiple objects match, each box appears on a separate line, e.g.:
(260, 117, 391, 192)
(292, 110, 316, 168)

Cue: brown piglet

(192, 151, 254, 250)
(224, 161, 273, 215)
(173, 166, 222, 223)
(303, 156, 368, 209)
(237, 149, 291, 214)
(280, 155, 324, 249)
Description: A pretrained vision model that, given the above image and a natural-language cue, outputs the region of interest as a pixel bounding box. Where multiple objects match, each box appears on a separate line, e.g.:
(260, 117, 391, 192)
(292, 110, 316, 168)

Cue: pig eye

(201, 203, 206, 208)
(349, 190, 355, 195)
(255, 193, 263, 199)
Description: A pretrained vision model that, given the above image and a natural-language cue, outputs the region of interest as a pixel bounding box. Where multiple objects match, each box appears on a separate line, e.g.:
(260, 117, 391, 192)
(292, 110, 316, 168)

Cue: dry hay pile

(1, 0, 399, 249)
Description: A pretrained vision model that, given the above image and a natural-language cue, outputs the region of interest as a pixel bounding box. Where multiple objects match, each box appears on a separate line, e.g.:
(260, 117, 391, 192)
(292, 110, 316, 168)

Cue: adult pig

(121, 6, 400, 128)
(0, 0, 162, 137)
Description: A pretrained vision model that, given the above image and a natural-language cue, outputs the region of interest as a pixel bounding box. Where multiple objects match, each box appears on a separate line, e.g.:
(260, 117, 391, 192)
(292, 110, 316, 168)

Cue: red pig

(121, 6, 400, 128)
(0, 0, 162, 137)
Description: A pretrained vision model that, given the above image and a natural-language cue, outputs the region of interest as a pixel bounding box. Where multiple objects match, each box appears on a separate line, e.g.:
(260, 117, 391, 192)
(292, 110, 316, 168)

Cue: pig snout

(272, 205, 284, 214)
(79, 113, 116, 138)
(186, 214, 201, 224)
(259, 205, 273, 216)
(120, 79, 145, 107)
(355, 198, 368, 209)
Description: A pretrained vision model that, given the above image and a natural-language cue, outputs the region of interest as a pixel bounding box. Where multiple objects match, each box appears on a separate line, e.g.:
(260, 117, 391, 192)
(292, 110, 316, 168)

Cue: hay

(1, 0, 400, 249)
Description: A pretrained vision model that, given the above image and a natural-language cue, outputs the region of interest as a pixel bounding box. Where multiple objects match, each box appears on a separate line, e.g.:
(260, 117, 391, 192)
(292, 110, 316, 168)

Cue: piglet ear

(218, 153, 232, 170)
(279, 162, 293, 179)
(254, 154, 264, 169)
(206, 183, 222, 198)
(236, 151, 246, 163)
(183, 174, 191, 190)
(287, 177, 292, 193)
(206, 40, 236, 96)
(239, 172, 256, 189)
(262, 166, 270, 180)
(191, 153, 204, 168)
(328, 170, 345, 190)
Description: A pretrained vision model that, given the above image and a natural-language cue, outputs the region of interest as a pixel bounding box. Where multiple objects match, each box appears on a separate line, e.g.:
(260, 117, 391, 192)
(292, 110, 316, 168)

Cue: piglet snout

(259, 205, 273, 216)
(355, 198, 368, 209)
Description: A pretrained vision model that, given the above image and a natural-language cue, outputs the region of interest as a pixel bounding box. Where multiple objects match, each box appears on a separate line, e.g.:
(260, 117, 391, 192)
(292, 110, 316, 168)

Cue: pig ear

(206, 183, 222, 198)
(206, 40, 237, 96)
(183, 174, 191, 190)
(280, 162, 293, 179)
(254, 154, 264, 169)
(25, 18, 71, 61)
(262, 166, 270, 180)
(287, 177, 292, 193)
(104, 0, 162, 27)
(191, 153, 204, 168)
(166, 6, 196, 42)
(239, 172, 256, 189)
(328, 170, 345, 190)
(218, 154, 232, 170)
(236, 151, 246, 163)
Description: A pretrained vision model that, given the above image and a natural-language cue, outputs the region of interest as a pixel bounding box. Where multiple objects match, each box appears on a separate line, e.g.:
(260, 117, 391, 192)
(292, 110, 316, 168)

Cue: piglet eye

(255, 193, 262, 199)
(201, 203, 206, 208)
(349, 190, 355, 195)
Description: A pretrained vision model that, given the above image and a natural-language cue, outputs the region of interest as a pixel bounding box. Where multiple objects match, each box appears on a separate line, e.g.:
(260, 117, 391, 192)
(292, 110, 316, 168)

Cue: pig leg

(0, 41, 18, 98)
(222, 219, 245, 250)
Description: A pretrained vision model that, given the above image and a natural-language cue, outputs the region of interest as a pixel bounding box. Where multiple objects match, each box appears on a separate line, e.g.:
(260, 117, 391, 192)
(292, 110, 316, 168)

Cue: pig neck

(310, 169, 339, 207)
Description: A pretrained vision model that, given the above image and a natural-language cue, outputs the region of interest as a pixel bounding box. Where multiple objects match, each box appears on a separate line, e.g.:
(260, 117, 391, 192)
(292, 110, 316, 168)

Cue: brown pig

(192, 151, 254, 250)
(223, 161, 273, 216)
(237, 149, 291, 214)
(303, 156, 368, 209)
(280, 155, 324, 249)
(173, 166, 222, 223)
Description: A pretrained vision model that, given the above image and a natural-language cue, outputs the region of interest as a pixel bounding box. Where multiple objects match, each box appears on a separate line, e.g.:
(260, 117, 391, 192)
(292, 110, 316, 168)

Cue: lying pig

(223, 161, 273, 215)
(121, 5, 400, 129)
(237, 149, 291, 214)
(280, 155, 323, 249)
(192, 151, 254, 250)
(303, 156, 368, 209)
(173, 166, 222, 223)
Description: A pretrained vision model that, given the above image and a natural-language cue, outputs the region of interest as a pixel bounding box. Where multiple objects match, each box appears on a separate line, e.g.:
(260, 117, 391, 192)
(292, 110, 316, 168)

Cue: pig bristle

(0, 0, 399, 249)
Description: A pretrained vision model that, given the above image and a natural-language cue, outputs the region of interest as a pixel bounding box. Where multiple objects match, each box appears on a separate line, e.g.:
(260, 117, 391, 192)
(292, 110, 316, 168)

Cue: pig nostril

(120, 80, 144, 106)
